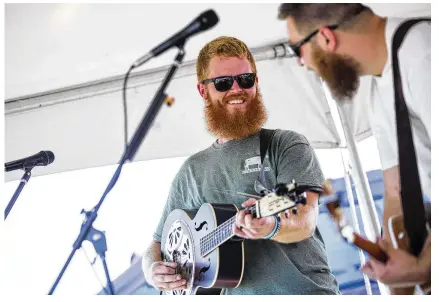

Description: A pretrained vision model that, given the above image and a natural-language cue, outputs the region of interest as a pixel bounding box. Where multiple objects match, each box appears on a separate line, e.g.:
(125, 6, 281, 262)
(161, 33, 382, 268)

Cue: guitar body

(160, 203, 245, 295)
(388, 215, 431, 295)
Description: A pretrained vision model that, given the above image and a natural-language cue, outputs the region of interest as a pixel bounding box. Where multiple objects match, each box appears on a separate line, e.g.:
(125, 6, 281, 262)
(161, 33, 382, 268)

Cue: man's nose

(229, 78, 243, 93)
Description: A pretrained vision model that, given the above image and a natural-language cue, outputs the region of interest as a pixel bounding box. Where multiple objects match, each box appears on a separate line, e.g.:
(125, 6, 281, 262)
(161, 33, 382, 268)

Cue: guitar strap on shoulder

(392, 17, 430, 256)
(254, 128, 276, 195)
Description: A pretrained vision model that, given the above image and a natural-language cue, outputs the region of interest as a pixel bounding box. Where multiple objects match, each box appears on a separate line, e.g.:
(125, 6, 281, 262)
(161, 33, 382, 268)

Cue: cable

(122, 65, 135, 150)
(81, 248, 109, 295)
(75, 64, 135, 295)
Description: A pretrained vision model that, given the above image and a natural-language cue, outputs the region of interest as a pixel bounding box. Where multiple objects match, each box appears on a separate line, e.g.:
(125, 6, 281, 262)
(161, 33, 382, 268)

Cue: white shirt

(367, 17, 431, 200)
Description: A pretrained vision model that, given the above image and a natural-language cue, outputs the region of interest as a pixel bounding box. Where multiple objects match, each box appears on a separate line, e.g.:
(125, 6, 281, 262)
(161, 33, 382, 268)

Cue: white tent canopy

(4, 3, 431, 182)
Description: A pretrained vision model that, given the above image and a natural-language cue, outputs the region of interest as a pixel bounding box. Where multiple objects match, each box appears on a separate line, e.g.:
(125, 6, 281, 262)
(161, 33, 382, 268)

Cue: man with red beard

(278, 3, 430, 292)
(142, 36, 340, 294)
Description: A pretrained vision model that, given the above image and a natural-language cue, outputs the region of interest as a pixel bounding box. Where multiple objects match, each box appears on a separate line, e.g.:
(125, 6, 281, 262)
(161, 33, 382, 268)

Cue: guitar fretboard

(200, 205, 256, 257)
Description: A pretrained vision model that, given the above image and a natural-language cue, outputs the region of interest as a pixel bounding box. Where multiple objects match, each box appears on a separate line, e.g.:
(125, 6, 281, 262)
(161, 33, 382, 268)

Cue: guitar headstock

(254, 182, 307, 218)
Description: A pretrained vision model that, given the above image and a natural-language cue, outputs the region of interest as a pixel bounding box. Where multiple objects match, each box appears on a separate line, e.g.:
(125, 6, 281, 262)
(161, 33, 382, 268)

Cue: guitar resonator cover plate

(163, 220, 195, 295)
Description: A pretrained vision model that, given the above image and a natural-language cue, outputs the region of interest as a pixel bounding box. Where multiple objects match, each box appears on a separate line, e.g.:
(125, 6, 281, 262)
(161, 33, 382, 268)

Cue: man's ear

(316, 26, 337, 52)
(197, 82, 207, 99)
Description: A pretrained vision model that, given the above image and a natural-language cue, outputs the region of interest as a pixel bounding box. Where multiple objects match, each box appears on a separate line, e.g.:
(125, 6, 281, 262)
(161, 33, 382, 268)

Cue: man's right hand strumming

(146, 261, 187, 291)
(143, 241, 187, 292)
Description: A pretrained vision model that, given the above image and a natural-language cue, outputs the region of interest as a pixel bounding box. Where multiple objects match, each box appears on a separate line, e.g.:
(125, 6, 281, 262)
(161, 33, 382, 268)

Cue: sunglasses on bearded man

(201, 73, 256, 92)
(288, 5, 369, 58)
(289, 24, 339, 58)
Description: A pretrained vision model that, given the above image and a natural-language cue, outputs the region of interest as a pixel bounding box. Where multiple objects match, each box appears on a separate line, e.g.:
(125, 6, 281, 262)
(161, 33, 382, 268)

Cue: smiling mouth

(227, 99, 246, 105)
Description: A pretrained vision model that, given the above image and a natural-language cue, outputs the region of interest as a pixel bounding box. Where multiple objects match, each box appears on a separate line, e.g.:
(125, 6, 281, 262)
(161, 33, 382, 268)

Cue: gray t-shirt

(153, 129, 340, 295)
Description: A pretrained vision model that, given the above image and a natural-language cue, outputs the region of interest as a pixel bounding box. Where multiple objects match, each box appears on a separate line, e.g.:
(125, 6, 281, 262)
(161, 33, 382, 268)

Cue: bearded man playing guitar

(277, 3, 431, 293)
(141, 36, 340, 295)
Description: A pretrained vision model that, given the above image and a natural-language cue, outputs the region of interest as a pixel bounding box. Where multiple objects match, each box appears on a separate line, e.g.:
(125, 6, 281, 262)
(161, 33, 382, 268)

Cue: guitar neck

(199, 188, 305, 258)
(199, 215, 237, 257)
(200, 204, 259, 257)
(322, 190, 389, 264)
(341, 226, 388, 263)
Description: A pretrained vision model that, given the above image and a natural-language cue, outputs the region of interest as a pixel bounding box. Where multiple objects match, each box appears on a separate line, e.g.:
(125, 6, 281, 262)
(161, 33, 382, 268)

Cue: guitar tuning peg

(274, 183, 288, 196)
(299, 194, 307, 205)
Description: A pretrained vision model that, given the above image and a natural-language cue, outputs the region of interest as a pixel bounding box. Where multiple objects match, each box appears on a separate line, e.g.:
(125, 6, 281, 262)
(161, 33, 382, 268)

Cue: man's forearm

(382, 166, 403, 240)
(272, 203, 318, 244)
(142, 241, 162, 284)
(383, 193, 403, 240)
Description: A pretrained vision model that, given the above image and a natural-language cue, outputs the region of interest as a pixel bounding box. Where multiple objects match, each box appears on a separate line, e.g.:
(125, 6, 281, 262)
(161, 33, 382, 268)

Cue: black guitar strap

(254, 128, 276, 195)
(391, 18, 430, 256)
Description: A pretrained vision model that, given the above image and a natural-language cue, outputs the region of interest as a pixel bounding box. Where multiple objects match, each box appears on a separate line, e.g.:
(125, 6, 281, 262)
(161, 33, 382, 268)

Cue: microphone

(5, 151, 55, 172)
(131, 9, 219, 68)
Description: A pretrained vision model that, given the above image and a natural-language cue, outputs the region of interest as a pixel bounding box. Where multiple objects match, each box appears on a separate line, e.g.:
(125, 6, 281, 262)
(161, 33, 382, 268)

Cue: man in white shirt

(277, 3, 430, 291)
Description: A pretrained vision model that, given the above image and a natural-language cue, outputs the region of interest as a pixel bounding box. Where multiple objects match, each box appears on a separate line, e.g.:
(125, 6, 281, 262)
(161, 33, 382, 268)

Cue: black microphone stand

(5, 167, 32, 220)
(48, 42, 186, 295)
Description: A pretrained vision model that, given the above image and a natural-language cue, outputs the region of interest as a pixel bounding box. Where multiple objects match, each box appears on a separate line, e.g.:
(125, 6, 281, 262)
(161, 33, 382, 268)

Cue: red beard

(204, 87, 267, 139)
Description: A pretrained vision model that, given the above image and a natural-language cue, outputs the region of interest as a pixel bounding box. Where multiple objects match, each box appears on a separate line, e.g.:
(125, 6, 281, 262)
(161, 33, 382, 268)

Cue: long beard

(204, 87, 267, 139)
(312, 46, 361, 102)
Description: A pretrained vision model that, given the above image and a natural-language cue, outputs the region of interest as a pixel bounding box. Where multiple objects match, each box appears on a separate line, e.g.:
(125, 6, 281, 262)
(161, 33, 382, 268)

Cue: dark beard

(312, 46, 361, 102)
(204, 87, 267, 139)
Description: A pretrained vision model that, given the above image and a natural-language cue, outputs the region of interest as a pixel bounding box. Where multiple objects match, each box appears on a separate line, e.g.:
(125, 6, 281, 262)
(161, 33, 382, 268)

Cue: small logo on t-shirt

(241, 156, 271, 174)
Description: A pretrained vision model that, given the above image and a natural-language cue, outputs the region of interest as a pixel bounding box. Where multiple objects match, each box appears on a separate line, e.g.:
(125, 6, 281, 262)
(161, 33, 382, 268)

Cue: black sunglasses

(289, 24, 338, 58)
(201, 73, 256, 92)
